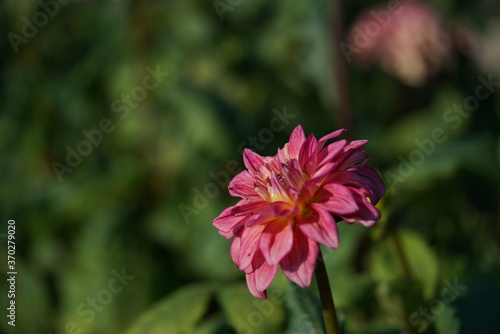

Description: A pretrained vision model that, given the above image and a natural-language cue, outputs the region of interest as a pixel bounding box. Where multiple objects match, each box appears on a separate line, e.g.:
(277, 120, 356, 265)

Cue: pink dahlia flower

(213, 125, 385, 298)
(347, 1, 451, 86)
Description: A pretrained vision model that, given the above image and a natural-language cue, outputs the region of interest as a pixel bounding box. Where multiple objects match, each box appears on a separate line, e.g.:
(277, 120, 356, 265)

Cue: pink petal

(295, 177, 320, 205)
(296, 204, 339, 249)
(299, 134, 319, 176)
(228, 170, 261, 200)
(246, 271, 267, 299)
(259, 218, 294, 265)
(238, 224, 266, 271)
(213, 212, 244, 238)
(213, 204, 247, 238)
(243, 149, 268, 175)
(227, 200, 268, 217)
(281, 160, 304, 190)
(245, 251, 278, 299)
(213, 200, 268, 238)
(337, 150, 370, 171)
(311, 162, 339, 180)
(281, 230, 319, 287)
(318, 128, 346, 148)
(287, 125, 306, 159)
(339, 188, 381, 226)
(315, 183, 359, 215)
(317, 139, 346, 168)
(329, 167, 386, 204)
(245, 201, 298, 226)
(343, 139, 368, 151)
(230, 233, 242, 268)
(269, 171, 292, 203)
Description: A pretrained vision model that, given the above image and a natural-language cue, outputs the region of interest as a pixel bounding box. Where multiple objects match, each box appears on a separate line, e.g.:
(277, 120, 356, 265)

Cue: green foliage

(124, 283, 216, 334)
(285, 286, 326, 334)
(370, 229, 440, 299)
(218, 283, 285, 334)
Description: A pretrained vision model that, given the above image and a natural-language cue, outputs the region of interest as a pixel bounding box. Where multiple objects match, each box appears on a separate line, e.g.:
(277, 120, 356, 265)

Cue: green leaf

(285, 285, 325, 334)
(124, 283, 216, 334)
(193, 313, 233, 334)
(369, 229, 440, 299)
(435, 305, 460, 334)
(217, 283, 285, 334)
(375, 279, 425, 332)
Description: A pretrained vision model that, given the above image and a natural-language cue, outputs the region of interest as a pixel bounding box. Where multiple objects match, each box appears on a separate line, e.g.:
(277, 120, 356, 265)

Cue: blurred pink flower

(213, 125, 385, 298)
(347, 1, 451, 86)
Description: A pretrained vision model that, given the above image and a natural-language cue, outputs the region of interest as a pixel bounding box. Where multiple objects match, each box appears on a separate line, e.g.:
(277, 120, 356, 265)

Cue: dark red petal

(339, 188, 381, 226)
(356, 166, 386, 204)
(328, 167, 386, 204)
(338, 149, 370, 171)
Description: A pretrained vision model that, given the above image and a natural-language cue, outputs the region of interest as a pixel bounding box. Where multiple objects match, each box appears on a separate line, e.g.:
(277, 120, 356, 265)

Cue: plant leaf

(124, 283, 216, 334)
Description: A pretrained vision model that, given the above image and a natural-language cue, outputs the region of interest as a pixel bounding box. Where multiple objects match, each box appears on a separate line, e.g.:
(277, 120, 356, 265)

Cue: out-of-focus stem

(392, 230, 413, 279)
(329, 0, 354, 138)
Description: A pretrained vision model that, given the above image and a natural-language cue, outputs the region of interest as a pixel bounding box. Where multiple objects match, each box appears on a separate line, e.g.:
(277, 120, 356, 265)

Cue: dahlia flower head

(348, 1, 451, 86)
(213, 125, 385, 298)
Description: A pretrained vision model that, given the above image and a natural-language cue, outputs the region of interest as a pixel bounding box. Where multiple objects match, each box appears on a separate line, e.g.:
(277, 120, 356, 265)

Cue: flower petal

(317, 139, 346, 168)
(329, 167, 386, 204)
(246, 272, 267, 299)
(339, 188, 381, 226)
(281, 230, 318, 287)
(230, 232, 242, 268)
(260, 218, 294, 265)
(356, 167, 386, 204)
(314, 183, 359, 215)
(243, 149, 268, 175)
(229, 170, 261, 200)
(318, 128, 346, 148)
(238, 224, 266, 271)
(269, 171, 292, 203)
(287, 125, 306, 159)
(296, 204, 339, 249)
(245, 251, 278, 299)
(245, 201, 298, 226)
(213, 200, 267, 238)
(299, 134, 319, 176)
(280, 159, 303, 190)
(337, 145, 370, 170)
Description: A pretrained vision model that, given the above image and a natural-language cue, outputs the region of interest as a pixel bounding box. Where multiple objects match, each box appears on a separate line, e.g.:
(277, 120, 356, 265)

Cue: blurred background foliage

(0, 0, 499, 333)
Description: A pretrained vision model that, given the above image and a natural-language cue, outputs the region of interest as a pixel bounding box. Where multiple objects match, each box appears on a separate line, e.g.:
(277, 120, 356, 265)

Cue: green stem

(315, 249, 340, 334)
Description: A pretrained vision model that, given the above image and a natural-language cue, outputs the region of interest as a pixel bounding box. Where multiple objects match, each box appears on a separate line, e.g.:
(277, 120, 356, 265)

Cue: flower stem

(315, 249, 340, 334)
(329, 0, 354, 138)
